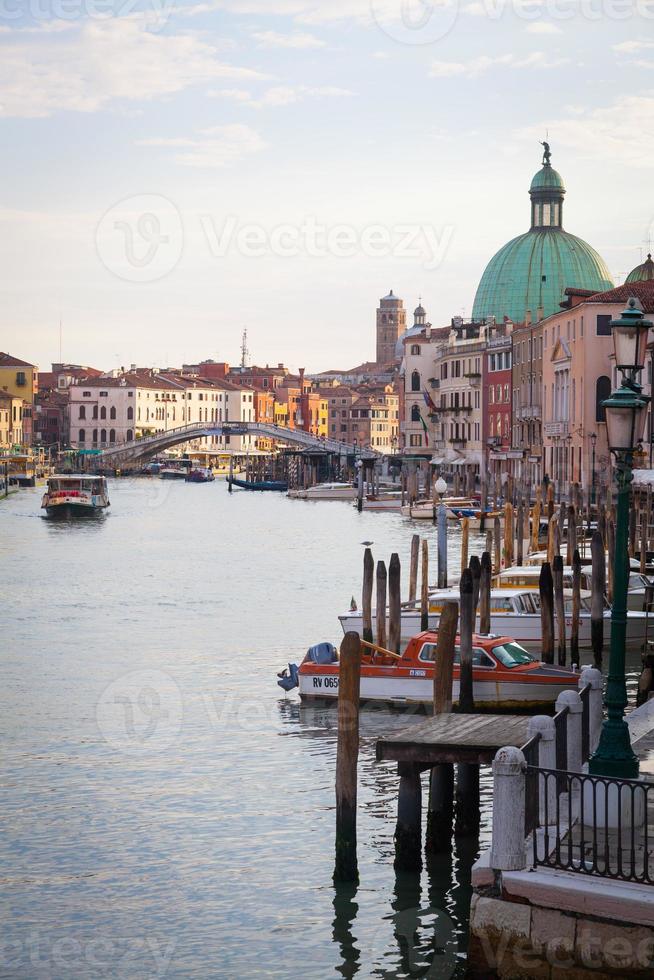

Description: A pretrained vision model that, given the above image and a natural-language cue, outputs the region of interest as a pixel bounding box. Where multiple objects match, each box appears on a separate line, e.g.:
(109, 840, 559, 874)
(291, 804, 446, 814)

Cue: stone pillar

(579, 666, 603, 754)
(527, 715, 556, 825)
(556, 689, 583, 773)
(490, 746, 527, 871)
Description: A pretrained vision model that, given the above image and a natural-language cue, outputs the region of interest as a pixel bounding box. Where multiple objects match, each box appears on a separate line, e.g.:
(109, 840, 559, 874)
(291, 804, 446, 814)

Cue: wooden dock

(376, 713, 530, 767)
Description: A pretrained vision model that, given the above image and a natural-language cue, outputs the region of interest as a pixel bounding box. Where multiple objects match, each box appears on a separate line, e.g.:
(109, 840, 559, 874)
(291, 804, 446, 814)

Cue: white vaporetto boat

(339, 587, 650, 653)
(41, 475, 110, 517)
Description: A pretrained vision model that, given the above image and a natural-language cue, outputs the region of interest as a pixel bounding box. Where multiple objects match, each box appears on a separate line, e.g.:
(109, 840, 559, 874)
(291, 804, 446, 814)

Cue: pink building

(541, 280, 654, 492)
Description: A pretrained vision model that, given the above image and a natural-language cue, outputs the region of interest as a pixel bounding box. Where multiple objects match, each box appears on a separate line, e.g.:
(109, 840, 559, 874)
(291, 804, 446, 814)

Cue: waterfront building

(511, 311, 545, 486)
(67, 371, 256, 454)
(399, 304, 449, 458)
(540, 279, 654, 490)
(431, 318, 485, 480)
(483, 320, 515, 481)
(376, 290, 406, 366)
(319, 385, 360, 440)
(347, 385, 399, 452)
(0, 393, 25, 449)
(35, 363, 103, 449)
(0, 352, 38, 446)
(472, 148, 613, 324)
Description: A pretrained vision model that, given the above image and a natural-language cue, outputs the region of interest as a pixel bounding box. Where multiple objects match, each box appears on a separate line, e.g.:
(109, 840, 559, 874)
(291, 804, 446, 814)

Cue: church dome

(626, 254, 654, 284)
(472, 151, 613, 324)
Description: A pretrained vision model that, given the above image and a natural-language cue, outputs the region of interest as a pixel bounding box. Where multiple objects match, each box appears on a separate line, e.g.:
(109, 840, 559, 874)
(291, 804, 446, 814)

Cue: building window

(16, 371, 26, 386)
(92, 405, 98, 419)
(78, 428, 85, 442)
(411, 404, 421, 422)
(79, 406, 86, 419)
(92, 429, 98, 443)
(127, 406, 133, 420)
(99, 391, 108, 397)
(411, 370, 420, 392)
(109, 429, 116, 444)
(127, 429, 133, 441)
(410, 344, 421, 355)
(597, 315, 612, 336)
(110, 406, 116, 419)
(409, 434, 422, 447)
(100, 406, 106, 419)
(100, 428, 107, 443)
(596, 376, 611, 422)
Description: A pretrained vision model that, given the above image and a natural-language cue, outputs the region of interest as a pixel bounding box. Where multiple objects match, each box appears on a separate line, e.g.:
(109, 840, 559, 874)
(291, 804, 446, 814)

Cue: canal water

(0, 480, 642, 979)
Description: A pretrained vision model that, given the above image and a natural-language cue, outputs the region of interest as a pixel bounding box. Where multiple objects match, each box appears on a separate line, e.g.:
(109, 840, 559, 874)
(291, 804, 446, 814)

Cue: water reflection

(333, 882, 360, 978)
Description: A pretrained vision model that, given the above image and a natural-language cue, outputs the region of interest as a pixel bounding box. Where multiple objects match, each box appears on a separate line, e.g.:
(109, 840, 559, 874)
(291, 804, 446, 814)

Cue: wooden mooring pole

(553, 554, 566, 667)
(479, 551, 491, 634)
(334, 632, 361, 883)
(362, 548, 374, 645)
(571, 548, 581, 666)
(376, 560, 387, 649)
(425, 600, 458, 855)
(539, 561, 554, 664)
(456, 568, 479, 836)
(388, 553, 401, 655)
(420, 540, 429, 632)
(409, 534, 419, 605)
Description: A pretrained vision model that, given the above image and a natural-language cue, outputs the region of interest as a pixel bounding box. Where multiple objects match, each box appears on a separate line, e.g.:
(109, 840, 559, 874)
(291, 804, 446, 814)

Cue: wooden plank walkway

(376, 713, 530, 766)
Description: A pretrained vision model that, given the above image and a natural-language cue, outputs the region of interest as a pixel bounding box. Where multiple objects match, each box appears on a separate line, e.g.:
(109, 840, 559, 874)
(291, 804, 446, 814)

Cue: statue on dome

(540, 141, 551, 166)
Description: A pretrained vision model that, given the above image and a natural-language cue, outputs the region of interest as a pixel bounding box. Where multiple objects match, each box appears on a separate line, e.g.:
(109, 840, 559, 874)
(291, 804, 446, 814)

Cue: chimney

(536, 306, 544, 322)
(525, 310, 532, 326)
(425, 324, 432, 340)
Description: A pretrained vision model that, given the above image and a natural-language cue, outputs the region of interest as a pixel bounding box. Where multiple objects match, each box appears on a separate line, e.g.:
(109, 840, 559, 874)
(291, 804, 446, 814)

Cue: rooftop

(0, 352, 36, 369)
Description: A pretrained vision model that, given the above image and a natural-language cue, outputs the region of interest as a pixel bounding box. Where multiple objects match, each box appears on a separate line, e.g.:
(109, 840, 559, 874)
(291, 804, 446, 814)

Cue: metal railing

(530, 768, 654, 885)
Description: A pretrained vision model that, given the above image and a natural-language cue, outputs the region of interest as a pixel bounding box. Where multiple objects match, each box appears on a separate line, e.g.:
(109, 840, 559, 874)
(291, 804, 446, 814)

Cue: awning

(430, 455, 445, 465)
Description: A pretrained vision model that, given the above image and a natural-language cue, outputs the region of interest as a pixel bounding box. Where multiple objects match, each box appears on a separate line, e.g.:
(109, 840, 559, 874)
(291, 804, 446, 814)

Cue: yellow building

(0, 352, 38, 405)
(0, 393, 24, 449)
(317, 397, 329, 438)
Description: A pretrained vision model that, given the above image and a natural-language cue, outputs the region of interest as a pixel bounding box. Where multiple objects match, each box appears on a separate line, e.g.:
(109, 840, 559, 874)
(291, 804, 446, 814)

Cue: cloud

(252, 30, 326, 48)
(526, 21, 562, 33)
(208, 83, 352, 107)
(0, 15, 268, 118)
(429, 50, 568, 77)
(521, 94, 654, 167)
(137, 122, 266, 167)
(613, 40, 654, 54)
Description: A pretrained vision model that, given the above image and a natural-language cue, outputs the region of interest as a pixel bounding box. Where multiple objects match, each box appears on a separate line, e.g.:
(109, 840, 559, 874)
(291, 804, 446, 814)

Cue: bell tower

(376, 290, 406, 365)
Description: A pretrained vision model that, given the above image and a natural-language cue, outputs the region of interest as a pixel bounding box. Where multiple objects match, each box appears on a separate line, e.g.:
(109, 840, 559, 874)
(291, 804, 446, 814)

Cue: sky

(1, 0, 653, 373)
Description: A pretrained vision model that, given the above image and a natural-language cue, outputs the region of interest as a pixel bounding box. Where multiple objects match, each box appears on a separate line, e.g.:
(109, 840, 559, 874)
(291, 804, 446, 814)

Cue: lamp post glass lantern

(589, 299, 652, 779)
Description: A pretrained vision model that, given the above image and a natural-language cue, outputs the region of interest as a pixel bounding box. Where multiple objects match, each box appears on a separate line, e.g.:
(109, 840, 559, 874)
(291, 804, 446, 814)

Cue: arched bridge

(97, 421, 380, 467)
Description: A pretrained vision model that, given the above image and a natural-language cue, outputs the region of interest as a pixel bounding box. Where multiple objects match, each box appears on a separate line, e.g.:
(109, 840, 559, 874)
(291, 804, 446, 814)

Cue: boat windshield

(516, 594, 539, 613)
(491, 642, 535, 668)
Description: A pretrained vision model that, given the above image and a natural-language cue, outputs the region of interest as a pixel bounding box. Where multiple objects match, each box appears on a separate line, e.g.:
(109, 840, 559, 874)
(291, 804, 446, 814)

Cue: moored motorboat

(339, 586, 651, 652)
(230, 477, 288, 491)
(278, 632, 580, 710)
(41, 475, 110, 517)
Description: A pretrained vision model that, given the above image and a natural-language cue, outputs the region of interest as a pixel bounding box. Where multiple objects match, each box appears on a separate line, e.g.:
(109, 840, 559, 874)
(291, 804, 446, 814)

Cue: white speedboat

(41, 475, 110, 517)
(494, 565, 652, 612)
(296, 482, 354, 501)
(339, 587, 650, 653)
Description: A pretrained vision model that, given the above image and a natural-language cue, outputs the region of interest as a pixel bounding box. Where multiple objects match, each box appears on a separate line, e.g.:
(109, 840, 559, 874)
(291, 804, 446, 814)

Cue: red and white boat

(282, 632, 580, 711)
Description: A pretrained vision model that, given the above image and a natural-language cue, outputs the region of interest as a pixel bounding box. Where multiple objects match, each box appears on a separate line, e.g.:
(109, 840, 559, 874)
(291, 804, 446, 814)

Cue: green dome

(473, 151, 613, 323)
(473, 230, 613, 324)
(626, 254, 654, 283)
(530, 165, 565, 194)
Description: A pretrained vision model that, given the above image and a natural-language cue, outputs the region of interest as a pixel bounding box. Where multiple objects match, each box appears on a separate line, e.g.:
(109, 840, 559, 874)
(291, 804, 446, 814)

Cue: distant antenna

(240, 328, 249, 369)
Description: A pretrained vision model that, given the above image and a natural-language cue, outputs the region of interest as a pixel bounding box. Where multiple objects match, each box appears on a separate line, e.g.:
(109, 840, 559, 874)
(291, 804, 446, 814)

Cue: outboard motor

(277, 663, 299, 691)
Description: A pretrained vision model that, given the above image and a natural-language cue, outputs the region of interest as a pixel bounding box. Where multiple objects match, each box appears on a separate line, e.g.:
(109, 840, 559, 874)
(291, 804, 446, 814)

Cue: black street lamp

(590, 298, 652, 779)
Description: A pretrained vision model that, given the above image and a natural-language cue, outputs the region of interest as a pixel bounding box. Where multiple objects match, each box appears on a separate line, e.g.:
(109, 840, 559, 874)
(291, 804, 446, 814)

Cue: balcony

(442, 405, 472, 415)
(449, 437, 467, 447)
(516, 403, 542, 420)
(543, 420, 569, 437)
(428, 378, 440, 389)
